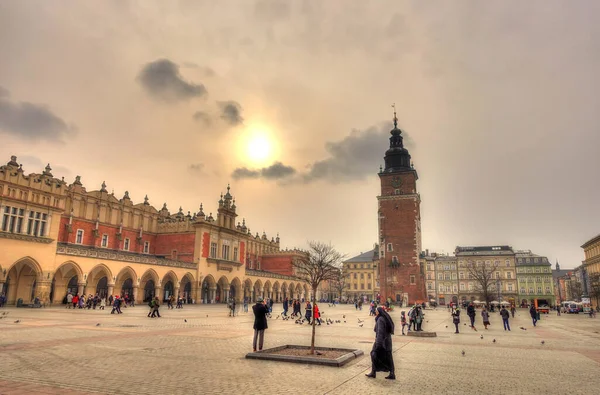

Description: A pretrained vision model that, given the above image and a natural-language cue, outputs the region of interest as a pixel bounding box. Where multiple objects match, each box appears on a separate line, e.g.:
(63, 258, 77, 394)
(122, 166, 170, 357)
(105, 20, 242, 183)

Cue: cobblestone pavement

(0, 304, 599, 394)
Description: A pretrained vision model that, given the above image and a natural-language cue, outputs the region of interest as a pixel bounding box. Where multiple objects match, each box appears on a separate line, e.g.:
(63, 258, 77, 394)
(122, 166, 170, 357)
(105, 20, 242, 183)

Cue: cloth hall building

(0, 156, 310, 306)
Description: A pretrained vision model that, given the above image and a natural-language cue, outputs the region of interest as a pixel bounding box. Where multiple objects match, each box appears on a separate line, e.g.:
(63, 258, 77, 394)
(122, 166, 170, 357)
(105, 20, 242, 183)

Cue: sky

(1, 1, 599, 269)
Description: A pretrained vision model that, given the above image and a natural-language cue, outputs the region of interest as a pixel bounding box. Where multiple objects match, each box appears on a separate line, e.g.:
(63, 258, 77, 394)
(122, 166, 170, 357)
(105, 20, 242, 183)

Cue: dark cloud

(232, 161, 296, 180)
(192, 111, 212, 125)
(0, 91, 75, 141)
(218, 101, 244, 126)
(137, 59, 207, 102)
(303, 122, 414, 183)
(188, 163, 205, 172)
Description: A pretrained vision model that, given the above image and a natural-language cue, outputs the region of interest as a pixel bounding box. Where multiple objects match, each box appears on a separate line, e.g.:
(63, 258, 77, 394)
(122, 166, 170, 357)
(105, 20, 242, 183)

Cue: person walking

(99, 297, 106, 310)
(151, 296, 161, 318)
(243, 298, 248, 313)
(416, 306, 424, 331)
(230, 299, 237, 317)
(481, 307, 490, 329)
(400, 311, 407, 335)
(467, 302, 477, 330)
(452, 307, 461, 334)
(365, 307, 396, 380)
(313, 303, 322, 325)
(500, 306, 511, 331)
(530, 304, 538, 327)
(168, 294, 175, 309)
(305, 301, 312, 324)
(252, 297, 268, 352)
(282, 298, 289, 317)
(147, 298, 154, 317)
(510, 304, 516, 318)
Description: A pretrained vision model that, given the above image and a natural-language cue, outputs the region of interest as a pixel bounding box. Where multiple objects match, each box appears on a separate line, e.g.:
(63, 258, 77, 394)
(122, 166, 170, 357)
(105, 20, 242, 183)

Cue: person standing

(481, 307, 490, 329)
(252, 297, 268, 352)
(313, 303, 322, 326)
(99, 297, 106, 310)
(416, 306, 424, 331)
(365, 307, 396, 380)
(243, 298, 248, 313)
(467, 302, 477, 330)
(400, 311, 407, 335)
(529, 304, 538, 327)
(452, 307, 461, 334)
(168, 294, 175, 309)
(500, 306, 511, 331)
(66, 293, 73, 309)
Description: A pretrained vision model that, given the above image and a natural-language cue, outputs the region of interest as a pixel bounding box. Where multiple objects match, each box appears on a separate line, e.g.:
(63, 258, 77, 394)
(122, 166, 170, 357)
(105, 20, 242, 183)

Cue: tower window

(394, 189, 400, 195)
(410, 275, 415, 284)
(76, 229, 84, 244)
(123, 238, 130, 251)
(101, 234, 108, 248)
(143, 241, 150, 254)
(387, 243, 393, 252)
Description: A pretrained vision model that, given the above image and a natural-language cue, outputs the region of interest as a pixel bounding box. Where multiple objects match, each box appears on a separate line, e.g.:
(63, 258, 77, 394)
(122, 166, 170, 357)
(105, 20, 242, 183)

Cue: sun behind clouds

(241, 124, 277, 165)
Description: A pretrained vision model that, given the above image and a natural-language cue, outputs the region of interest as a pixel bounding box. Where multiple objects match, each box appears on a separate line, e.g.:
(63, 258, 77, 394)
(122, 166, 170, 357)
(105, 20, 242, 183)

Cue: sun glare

(247, 134, 271, 162)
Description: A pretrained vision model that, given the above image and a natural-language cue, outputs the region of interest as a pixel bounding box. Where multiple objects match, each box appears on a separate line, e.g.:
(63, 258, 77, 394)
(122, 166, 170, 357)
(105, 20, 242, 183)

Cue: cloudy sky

(1, 1, 598, 268)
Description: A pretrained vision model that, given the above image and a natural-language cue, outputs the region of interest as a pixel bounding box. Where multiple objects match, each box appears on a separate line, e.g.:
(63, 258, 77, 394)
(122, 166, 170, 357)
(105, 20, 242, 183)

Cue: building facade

(0, 156, 311, 306)
(515, 251, 554, 307)
(581, 234, 600, 309)
(377, 112, 426, 305)
(343, 248, 379, 302)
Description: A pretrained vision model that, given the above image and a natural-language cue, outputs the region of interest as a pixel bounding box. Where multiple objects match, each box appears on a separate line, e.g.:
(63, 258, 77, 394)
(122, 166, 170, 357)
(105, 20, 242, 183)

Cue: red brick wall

(201, 232, 210, 258)
(154, 233, 195, 262)
(240, 241, 245, 265)
(378, 171, 426, 304)
(59, 216, 157, 254)
(261, 255, 295, 276)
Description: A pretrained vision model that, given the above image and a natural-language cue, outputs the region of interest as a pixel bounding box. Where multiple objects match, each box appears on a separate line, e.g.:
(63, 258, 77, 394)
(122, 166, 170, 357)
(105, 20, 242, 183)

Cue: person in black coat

(529, 304, 538, 327)
(366, 307, 396, 380)
(467, 303, 476, 330)
(252, 297, 268, 352)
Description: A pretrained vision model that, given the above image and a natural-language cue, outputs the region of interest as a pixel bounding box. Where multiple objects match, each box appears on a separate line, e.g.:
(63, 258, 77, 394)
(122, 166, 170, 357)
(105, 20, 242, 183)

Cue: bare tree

(292, 241, 345, 354)
(466, 262, 499, 306)
(569, 280, 583, 301)
(331, 267, 349, 301)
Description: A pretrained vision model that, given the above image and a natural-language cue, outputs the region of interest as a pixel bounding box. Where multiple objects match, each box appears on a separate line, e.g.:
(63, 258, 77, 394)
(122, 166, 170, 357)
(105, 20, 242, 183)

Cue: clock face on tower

(391, 176, 403, 188)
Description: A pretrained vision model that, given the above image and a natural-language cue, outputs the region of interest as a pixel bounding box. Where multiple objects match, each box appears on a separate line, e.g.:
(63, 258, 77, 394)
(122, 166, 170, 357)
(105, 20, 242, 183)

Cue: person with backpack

(150, 296, 161, 318)
(452, 307, 461, 334)
(147, 298, 155, 317)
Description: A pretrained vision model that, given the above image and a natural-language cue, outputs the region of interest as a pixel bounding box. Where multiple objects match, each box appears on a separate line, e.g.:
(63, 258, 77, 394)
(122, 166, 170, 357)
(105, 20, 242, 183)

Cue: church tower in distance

(377, 106, 426, 305)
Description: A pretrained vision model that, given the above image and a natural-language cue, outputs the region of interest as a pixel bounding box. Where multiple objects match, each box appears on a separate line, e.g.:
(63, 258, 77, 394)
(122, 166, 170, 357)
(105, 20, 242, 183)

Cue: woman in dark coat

(366, 307, 395, 380)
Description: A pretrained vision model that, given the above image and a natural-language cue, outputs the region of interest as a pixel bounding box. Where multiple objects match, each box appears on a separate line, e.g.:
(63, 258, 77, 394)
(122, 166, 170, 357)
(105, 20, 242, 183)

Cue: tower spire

(392, 103, 398, 129)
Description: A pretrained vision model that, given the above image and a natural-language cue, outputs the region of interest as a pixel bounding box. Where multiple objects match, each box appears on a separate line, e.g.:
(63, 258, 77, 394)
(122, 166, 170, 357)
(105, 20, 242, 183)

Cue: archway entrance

(96, 277, 108, 298)
(122, 278, 133, 299)
(163, 281, 174, 301)
(143, 280, 155, 302)
(5, 259, 41, 304)
(184, 282, 192, 303)
(229, 284, 236, 302)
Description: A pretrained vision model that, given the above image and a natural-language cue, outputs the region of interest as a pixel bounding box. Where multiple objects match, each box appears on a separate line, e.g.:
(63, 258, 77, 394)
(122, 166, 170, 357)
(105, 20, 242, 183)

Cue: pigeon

(206, 315, 208, 317)
(359, 323, 364, 327)
(184, 319, 187, 322)
(344, 321, 347, 323)
(14, 320, 20, 323)
(358, 318, 364, 323)
(343, 315, 346, 319)
(326, 322, 330, 326)
(461, 350, 465, 356)
(541, 340, 545, 345)
(480, 335, 483, 339)
(445, 325, 448, 328)
(316, 351, 323, 355)
(96, 323, 101, 327)
(464, 323, 467, 326)
(520, 327, 527, 331)
(493, 339, 496, 343)
(276, 316, 279, 320)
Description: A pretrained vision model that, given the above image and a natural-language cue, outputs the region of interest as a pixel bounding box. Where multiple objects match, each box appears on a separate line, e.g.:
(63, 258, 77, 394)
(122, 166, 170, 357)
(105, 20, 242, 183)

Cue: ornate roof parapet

(0, 155, 69, 198)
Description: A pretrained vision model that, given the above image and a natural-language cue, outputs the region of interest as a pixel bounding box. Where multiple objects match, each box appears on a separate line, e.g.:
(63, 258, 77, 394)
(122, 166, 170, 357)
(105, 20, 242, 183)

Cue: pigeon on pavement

(461, 350, 465, 356)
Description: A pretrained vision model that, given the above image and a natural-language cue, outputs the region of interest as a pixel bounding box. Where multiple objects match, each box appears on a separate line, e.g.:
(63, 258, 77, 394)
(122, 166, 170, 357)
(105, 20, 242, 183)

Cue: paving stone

(0, 305, 598, 394)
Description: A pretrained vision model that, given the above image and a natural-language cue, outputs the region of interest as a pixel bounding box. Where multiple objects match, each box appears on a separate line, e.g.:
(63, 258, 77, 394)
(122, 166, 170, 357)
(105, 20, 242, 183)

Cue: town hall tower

(377, 107, 426, 305)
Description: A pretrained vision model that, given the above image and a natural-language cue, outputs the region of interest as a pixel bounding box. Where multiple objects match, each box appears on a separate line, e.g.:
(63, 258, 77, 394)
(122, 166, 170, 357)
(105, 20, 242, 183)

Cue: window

(222, 244, 230, 260)
(101, 234, 108, 248)
(210, 242, 217, 258)
(361, 264, 364, 269)
(171, 250, 178, 259)
(460, 283, 465, 291)
(439, 285, 444, 292)
(368, 283, 372, 290)
(452, 273, 457, 280)
(459, 272, 464, 279)
(537, 287, 542, 294)
(529, 288, 534, 294)
(453, 285, 457, 292)
(354, 273, 357, 279)
(469, 284, 474, 291)
(520, 288, 526, 294)
(444, 265, 450, 271)
(233, 247, 238, 262)
(143, 241, 150, 254)
(392, 256, 399, 265)
(427, 274, 431, 280)
(445, 273, 450, 280)
(1, 206, 25, 234)
(495, 272, 500, 279)
(387, 243, 393, 252)
(124, 238, 130, 251)
(361, 284, 365, 290)
(427, 283, 432, 290)
(508, 284, 513, 291)
(368, 273, 371, 280)
(535, 268, 540, 273)
(360, 273, 364, 279)
(76, 229, 84, 244)
(506, 272, 512, 279)
(394, 189, 400, 195)
(438, 273, 442, 280)
(410, 275, 415, 284)
(545, 287, 550, 293)
(354, 284, 357, 290)
(25, 211, 47, 237)
(506, 260, 510, 267)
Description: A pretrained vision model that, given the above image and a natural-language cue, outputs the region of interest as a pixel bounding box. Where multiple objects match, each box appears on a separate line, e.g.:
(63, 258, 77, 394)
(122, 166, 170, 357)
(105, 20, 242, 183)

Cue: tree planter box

(407, 331, 437, 337)
(246, 345, 364, 367)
